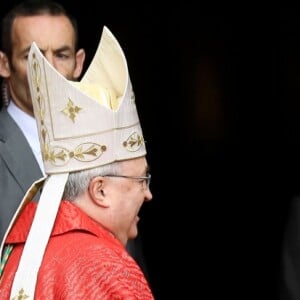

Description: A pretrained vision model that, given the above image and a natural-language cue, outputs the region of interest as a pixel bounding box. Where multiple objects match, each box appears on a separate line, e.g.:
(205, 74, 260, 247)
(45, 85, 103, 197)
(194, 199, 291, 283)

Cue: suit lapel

(0, 109, 43, 193)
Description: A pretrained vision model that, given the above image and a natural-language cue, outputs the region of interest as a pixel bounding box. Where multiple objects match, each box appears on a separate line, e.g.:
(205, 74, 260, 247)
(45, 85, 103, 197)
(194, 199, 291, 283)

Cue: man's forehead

(12, 15, 75, 46)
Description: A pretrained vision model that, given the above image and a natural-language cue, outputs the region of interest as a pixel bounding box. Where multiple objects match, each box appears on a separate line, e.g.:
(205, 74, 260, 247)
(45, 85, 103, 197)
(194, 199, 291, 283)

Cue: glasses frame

(103, 174, 151, 190)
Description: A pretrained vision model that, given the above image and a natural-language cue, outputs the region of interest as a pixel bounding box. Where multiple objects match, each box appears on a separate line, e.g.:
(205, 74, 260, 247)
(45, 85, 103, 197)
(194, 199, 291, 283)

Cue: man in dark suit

(0, 1, 85, 242)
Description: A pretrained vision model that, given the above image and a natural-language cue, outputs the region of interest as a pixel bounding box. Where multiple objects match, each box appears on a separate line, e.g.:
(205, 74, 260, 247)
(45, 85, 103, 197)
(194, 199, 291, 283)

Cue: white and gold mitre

(28, 25, 146, 174)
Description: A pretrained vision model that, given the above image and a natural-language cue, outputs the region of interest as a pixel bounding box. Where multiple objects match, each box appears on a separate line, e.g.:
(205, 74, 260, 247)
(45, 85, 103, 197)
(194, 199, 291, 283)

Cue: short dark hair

(0, 0, 79, 61)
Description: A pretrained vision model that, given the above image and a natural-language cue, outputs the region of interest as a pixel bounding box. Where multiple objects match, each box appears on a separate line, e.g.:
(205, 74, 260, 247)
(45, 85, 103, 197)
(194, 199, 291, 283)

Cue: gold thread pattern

(12, 288, 29, 299)
(123, 132, 144, 152)
(42, 143, 106, 166)
(61, 98, 82, 122)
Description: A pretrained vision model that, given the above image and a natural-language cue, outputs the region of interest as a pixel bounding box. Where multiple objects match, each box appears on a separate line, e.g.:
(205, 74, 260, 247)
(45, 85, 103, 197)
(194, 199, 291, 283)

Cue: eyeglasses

(104, 173, 151, 190)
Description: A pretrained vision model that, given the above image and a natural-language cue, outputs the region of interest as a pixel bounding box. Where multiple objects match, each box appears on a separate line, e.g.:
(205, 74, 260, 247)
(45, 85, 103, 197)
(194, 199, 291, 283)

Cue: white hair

(63, 161, 123, 201)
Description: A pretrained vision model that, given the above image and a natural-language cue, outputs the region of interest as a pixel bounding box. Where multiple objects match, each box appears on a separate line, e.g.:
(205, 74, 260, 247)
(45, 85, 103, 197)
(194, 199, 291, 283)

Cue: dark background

(2, 2, 300, 299)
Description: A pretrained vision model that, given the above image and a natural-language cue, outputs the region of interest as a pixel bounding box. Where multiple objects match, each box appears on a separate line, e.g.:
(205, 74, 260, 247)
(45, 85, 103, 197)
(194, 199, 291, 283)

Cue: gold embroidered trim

(123, 132, 144, 152)
(61, 98, 82, 122)
(42, 143, 106, 166)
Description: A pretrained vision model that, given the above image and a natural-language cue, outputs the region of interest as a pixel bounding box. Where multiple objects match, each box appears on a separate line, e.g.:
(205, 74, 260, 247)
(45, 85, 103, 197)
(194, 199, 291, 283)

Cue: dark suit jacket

(0, 108, 42, 242)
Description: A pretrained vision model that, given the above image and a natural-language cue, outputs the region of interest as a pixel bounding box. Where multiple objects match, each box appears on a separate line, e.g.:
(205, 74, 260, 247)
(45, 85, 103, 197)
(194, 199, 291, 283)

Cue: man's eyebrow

(21, 45, 73, 56)
(53, 45, 73, 53)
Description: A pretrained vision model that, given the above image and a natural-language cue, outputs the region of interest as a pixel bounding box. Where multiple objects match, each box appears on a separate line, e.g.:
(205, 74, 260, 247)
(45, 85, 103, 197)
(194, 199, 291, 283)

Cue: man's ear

(73, 48, 85, 79)
(88, 176, 109, 208)
(0, 51, 11, 78)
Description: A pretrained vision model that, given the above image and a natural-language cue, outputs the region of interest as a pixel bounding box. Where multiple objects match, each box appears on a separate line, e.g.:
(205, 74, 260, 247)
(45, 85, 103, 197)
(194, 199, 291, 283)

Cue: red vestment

(0, 201, 154, 299)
